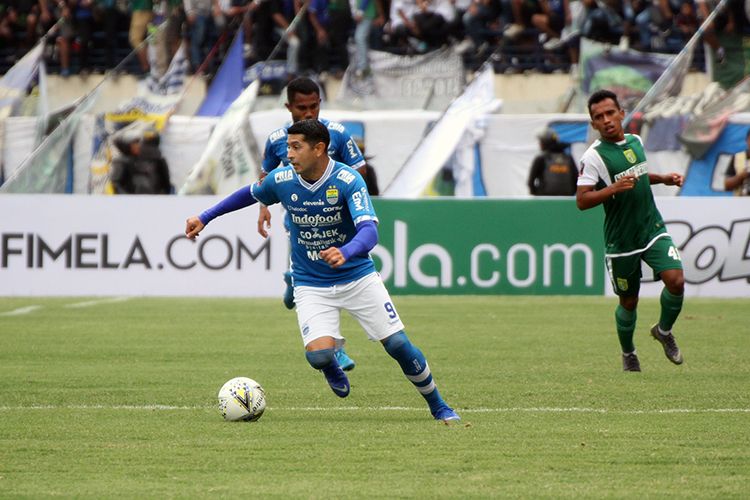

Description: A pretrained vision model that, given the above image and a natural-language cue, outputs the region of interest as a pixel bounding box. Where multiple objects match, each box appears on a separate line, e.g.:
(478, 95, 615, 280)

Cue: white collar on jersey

(298, 158, 334, 191)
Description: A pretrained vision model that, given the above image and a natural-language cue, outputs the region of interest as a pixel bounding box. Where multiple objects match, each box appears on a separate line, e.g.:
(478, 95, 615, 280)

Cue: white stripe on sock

(406, 362, 431, 383)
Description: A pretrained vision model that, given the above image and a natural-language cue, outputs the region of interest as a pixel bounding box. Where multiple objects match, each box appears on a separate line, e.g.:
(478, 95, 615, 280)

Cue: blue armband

(199, 185, 257, 225)
(339, 220, 378, 261)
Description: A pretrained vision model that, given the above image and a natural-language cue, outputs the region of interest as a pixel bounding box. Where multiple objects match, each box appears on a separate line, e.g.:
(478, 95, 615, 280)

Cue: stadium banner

(1, 197, 748, 297)
(0, 195, 288, 297)
(371, 199, 607, 295)
(337, 47, 464, 109)
(635, 197, 750, 298)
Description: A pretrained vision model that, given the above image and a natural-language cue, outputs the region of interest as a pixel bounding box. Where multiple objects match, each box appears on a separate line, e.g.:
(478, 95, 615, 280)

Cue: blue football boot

(432, 405, 461, 422)
(334, 347, 356, 372)
(322, 364, 350, 398)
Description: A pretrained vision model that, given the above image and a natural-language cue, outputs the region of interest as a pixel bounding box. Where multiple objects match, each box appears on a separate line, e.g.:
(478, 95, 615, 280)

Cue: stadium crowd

(0, 0, 736, 78)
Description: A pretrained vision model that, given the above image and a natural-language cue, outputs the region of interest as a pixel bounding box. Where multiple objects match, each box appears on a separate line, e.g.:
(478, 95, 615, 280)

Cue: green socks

(615, 305, 637, 353)
(659, 288, 684, 332)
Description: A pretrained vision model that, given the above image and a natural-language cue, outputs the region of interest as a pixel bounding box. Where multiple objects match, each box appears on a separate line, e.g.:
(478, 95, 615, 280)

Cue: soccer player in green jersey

(577, 89, 686, 372)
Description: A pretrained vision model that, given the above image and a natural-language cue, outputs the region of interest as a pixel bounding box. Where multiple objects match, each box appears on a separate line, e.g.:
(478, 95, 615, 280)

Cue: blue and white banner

(197, 30, 245, 117)
(179, 80, 262, 194)
(382, 66, 500, 198)
(0, 42, 44, 120)
(0, 87, 101, 193)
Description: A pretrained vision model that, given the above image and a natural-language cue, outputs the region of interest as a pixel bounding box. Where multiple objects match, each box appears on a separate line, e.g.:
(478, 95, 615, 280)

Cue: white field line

(64, 297, 132, 308)
(0, 305, 43, 316)
(0, 405, 748, 414)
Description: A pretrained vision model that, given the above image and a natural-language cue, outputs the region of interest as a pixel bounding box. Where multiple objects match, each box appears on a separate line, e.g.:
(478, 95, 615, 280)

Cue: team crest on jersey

(616, 278, 629, 291)
(326, 187, 339, 204)
(623, 148, 637, 164)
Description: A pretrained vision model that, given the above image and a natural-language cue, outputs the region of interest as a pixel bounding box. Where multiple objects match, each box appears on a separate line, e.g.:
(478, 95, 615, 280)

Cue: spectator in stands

(455, 0, 505, 55)
(726, 129, 750, 196)
(327, 0, 353, 77)
(0, 6, 15, 52)
(94, 0, 127, 70)
(58, 0, 96, 76)
(306, 0, 332, 74)
(129, 0, 153, 74)
(56, 1, 75, 76)
(3, 1, 53, 54)
(532, 0, 569, 47)
(350, 0, 386, 77)
(184, 0, 215, 71)
(527, 127, 577, 196)
(245, 0, 277, 62)
(397, 0, 449, 53)
(111, 127, 172, 194)
(383, 0, 416, 53)
(580, 0, 624, 45)
(270, 0, 304, 77)
(695, 0, 731, 64)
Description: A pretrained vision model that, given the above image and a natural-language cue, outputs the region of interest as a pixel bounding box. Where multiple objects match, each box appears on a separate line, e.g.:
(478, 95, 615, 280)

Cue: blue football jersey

(251, 159, 378, 287)
(261, 118, 366, 173)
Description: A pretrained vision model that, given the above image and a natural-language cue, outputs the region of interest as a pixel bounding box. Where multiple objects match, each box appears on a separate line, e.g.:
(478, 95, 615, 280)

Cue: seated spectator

(58, 0, 96, 76)
(527, 127, 577, 196)
(183, 0, 215, 71)
(270, 0, 304, 77)
(455, 0, 505, 54)
(349, 0, 386, 77)
(94, 0, 128, 70)
(580, 0, 624, 45)
(305, 0, 332, 74)
(398, 0, 449, 52)
(111, 127, 172, 195)
(129, 0, 154, 74)
(531, 0, 569, 47)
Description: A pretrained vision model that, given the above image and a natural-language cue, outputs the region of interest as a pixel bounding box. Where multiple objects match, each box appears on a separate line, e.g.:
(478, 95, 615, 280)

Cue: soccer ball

(218, 377, 266, 422)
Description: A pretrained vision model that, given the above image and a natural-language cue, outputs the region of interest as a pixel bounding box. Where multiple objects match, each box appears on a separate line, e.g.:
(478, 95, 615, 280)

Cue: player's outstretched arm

(649, 173, 684, 186)
(185, 185, 258, 239)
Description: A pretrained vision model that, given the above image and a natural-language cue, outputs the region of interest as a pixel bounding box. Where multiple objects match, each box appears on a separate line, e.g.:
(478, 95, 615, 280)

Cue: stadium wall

(6, 110, 741, 197)
(1, 196, 748, 298)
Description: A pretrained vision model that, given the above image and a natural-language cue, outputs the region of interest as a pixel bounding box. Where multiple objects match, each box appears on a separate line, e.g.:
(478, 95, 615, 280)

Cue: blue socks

(382, 331, 447, 412)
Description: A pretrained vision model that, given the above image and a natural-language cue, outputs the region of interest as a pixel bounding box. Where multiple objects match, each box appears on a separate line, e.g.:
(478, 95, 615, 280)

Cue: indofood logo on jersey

(623, 149, 637, 164)
(326, 187, 339, 204)
(290, 212, 342, 227)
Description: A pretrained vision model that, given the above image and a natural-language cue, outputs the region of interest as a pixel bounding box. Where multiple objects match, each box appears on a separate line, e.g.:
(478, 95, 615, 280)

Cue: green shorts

(606, 235, 683, 296)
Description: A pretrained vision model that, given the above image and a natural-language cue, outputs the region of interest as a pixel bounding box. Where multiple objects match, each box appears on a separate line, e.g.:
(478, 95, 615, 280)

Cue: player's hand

(612, 175, 637, 193)
(663, 173, 684, 187)
(185, 216, 205, 240)
(257, 204, 271, 238)
(320, 247, 346, 268)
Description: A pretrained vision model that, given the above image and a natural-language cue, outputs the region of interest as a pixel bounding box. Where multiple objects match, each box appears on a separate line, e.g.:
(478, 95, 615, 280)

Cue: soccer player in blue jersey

(258, 77, 365, 372)
(185, 120, 460, 422)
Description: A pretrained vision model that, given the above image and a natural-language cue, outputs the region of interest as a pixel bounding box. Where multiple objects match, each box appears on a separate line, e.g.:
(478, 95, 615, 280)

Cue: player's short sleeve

(340, 168, 378, 225)
(250, 174, 280, 206)
(261, 128, 286, 173)
(577, 147, 608, 187)
(330, 123, 366, 169)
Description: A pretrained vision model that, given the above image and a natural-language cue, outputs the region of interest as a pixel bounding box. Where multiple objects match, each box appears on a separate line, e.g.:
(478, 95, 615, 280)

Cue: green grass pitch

(0, 296, 748, 497)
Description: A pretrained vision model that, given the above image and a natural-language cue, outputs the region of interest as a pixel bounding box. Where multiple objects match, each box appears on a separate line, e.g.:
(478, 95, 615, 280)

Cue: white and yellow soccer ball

(218, 377, 266, 422)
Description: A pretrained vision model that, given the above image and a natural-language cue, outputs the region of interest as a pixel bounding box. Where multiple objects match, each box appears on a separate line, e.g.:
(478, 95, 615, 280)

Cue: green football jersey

(578, 134, 667, 255)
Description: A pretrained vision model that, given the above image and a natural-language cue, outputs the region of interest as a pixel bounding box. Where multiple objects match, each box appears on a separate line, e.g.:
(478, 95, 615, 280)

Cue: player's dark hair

(745, 128, 750, 140)
(287, 77, 320, 103)
(288, 119, 330, 149)
(587, 90, 621, 115)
